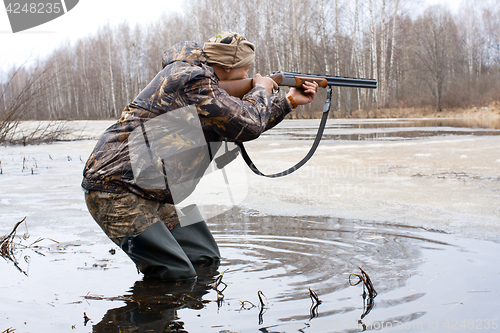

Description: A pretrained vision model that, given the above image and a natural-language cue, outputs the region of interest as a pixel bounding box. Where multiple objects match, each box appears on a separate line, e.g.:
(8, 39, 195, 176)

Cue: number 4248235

(6, 3, 62, 14)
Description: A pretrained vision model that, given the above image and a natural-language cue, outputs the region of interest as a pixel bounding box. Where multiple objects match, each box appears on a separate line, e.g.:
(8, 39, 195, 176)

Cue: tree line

(1, 0, 500, 121)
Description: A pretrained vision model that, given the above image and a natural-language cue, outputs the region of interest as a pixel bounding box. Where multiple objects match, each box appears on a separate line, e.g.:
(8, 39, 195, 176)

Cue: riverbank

(349, 101, 500, 119)
(288, 101, 500, 119)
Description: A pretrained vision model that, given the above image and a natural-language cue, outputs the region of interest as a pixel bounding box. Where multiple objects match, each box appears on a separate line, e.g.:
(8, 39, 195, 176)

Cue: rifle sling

(236, 86, 333, 178)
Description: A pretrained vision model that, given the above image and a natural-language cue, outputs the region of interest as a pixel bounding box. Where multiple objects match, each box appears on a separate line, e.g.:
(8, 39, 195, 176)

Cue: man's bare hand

(253, 74, 279, 95)
(287, 81, 319, 107)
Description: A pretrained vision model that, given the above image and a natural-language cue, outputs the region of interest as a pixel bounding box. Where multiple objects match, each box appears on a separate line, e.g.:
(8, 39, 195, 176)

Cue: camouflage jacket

(82, 41, 292, 203)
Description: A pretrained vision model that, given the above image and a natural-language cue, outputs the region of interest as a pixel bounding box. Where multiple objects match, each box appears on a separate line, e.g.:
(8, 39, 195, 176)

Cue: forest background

(1, 0, 500, 125)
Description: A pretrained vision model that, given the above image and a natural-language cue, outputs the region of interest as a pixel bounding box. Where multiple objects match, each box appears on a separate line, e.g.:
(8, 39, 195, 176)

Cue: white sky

(1, 0, 461, 72)
(426, 0, 462, 12)
(0, 0, 185, 71)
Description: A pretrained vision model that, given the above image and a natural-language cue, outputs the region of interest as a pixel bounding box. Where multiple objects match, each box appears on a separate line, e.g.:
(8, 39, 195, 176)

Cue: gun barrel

(276, 71, 377, 89)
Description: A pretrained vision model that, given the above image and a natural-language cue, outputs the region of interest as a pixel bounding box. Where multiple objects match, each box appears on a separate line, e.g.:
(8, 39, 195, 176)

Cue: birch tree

(411, 6, 456, 111)
(369, 0, 379, 107)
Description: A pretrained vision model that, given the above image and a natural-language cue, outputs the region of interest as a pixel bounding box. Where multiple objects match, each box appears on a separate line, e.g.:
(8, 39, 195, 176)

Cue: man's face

(224, 65, 251, 80)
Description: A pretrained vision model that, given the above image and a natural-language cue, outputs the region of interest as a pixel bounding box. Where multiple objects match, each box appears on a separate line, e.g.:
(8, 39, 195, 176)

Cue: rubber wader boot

(120, 221, 197, 281)
(171, 204, 221, 264)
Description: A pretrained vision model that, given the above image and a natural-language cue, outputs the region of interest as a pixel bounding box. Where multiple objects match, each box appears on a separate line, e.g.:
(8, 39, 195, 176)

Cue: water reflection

(92, 263, 220, 333)
(91, 209, 453, 332)
(214, 209, 443, 331)
(213, 210, 435, 296)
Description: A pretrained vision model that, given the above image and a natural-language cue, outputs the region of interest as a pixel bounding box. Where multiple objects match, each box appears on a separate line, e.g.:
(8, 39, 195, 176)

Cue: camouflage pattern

(202, 32, 255, 69)
(82, 41, 291, 203)
(84, 190, 179, 244)
(126, 105, 220, 206)
(205, 31, 250, 46)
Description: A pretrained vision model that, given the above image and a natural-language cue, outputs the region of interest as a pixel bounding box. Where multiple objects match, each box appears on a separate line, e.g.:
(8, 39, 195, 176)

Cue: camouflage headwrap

(202, 32, 255, 69)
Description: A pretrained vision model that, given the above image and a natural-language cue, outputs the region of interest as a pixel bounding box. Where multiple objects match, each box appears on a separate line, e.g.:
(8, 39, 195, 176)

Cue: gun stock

(219, 71, 377, 98)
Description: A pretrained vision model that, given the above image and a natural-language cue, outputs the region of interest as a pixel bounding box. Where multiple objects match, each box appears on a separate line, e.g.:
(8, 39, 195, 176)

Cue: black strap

(236, 87, 333, 178)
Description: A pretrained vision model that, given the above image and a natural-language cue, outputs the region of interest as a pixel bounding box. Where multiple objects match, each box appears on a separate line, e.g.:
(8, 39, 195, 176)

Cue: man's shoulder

(166, 61, 216, 85)
(162, 41, 208, 69)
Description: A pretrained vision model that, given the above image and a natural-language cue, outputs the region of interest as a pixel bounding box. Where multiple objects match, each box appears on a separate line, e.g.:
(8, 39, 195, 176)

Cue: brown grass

(287, 101, 500, 120)
(349, 101, 500, 119)
(0, 218, 57, 276)
(0, 218, 28, 275)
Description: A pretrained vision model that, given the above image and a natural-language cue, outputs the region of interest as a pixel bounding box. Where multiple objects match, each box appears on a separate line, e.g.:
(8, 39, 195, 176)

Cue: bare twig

(308, 287, 322, 304)
(257, 290, 267, 308)
(83, 294, 132, 302)
(256, 289, 268, 324)
(0, 217, 28, 275)
(349, 266, 377, 299)
(216, 291, 224, 309)
(83, 312, 91, 326)
(211, 268, 228, 293)
(1, 328, 16, 333)
(308, 287, 322, 319)
(238, 300, 255, 310)
(0, 218, 57, 275)
(349, 267, 377, 320)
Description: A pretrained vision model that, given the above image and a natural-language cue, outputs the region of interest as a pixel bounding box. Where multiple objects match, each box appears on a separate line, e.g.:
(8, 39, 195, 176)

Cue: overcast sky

(0, 0, 184, 71)
(1, 0, 462, 72)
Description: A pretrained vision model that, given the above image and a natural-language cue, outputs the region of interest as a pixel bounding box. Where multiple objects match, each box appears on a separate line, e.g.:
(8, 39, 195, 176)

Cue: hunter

(82, 31, 318, 281)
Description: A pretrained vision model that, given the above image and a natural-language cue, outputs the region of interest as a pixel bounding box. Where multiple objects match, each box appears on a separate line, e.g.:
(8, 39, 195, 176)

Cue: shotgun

(225, 71, 377, 178)
(219, 71, 377, 98)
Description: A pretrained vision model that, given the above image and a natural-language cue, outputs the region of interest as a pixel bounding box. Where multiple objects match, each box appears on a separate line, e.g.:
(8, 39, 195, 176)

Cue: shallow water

(261, 118, 500, 141)
(0, 118, 499, 332)
(1, 209, 498, 332)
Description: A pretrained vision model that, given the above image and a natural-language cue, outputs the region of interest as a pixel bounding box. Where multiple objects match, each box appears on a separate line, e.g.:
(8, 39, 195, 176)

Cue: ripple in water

(92, 207, 499, 333)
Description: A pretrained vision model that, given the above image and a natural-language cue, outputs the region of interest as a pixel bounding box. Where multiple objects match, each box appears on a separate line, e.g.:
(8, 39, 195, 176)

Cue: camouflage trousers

(84, 190, 179, 245)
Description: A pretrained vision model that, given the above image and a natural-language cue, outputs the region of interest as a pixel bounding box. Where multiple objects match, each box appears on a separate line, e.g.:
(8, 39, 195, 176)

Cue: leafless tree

(409, 6, 457, 111)
(2, 0, 500, 120)
(0, 62, 68, 144)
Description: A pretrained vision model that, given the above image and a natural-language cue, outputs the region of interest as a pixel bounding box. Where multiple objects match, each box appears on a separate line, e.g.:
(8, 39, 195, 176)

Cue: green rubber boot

(120, 221, 197, 281)
(171, 204, 221, 264)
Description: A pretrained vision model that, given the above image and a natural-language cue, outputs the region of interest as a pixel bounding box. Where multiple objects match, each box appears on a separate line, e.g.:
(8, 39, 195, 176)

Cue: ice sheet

(1, 119, 499, 241)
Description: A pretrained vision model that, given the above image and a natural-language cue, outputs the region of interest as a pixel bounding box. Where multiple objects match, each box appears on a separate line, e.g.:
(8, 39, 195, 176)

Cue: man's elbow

(232, 118, 266, 142)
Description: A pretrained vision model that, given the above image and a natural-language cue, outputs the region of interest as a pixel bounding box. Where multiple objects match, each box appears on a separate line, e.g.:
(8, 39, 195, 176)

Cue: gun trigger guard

(272, 87, 280, 94)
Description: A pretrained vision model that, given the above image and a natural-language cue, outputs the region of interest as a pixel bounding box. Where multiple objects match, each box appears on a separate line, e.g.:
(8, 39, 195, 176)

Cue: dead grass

(0, 218, 29, 275)
(1, 328, 16, 333)
(287, 101, 500, 120)
(1, 121, 71, 146)
(0, 218, 57, 276)
(349, 101, 500, 119)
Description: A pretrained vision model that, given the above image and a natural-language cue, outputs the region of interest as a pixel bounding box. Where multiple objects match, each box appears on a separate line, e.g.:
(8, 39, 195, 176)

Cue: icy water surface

(0, 209, 498, 332)
(0, 118, 499, 332)
(260, 118, 500, 141)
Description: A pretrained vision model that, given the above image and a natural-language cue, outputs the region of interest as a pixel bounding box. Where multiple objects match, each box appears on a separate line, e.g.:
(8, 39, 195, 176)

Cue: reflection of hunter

(93, 263, 220, 332)
(82, 31, 319, 281)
